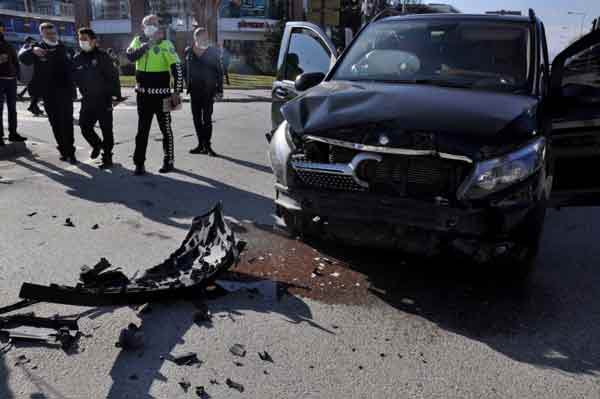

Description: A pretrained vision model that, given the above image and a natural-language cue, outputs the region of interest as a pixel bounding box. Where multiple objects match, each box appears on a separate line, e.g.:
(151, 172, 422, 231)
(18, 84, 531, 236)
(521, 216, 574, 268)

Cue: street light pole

(568, 11, 587, 37)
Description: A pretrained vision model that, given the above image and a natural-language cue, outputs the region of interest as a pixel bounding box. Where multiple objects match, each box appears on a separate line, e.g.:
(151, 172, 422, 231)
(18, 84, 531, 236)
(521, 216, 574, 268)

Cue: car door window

(282, 28, 333, 82)
(561, 43, 600, 98)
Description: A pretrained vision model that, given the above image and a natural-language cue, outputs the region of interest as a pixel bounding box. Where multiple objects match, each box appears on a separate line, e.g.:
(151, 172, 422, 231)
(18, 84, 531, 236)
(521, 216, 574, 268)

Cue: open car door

(549, 29, 600, 207)
(271, 22, 337, 131)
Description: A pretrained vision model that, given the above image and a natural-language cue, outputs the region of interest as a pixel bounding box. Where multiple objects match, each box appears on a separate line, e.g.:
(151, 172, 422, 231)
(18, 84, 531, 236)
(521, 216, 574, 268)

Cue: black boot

(190, 144, 207, 154)
(134, 164, 146, 175)
(8, 133, 27, 142)
(99, 153, 113, 169)
(90, 145, 102, 160)
(68, 154, 78, 165)
(159, 160, 174, 174)
(206, 144, 218, 157)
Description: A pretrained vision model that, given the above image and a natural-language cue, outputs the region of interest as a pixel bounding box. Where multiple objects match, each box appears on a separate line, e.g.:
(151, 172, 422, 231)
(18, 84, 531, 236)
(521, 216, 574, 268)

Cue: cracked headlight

(459, 137, 546, 200)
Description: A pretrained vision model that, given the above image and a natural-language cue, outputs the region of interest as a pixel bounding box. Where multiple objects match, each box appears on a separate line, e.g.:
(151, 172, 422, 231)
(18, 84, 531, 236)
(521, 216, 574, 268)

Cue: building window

(219, 0, 284, 19)
(91, 0, 130, 20)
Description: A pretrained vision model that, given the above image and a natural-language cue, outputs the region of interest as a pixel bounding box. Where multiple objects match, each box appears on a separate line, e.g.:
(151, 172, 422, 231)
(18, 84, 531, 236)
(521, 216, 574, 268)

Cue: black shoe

(206, 147, 218, 157)
(0, 137, 5, 147)
(134, 164, 146, 175)
(68, 155, 78, 165)
(90, 146, 102, 159)
(8, 133, 27, 142)
(159, 162, 174, 174)
(28, 106, 43, 116)
(190, 145, 207, 154)
(99, 154, 113, 169)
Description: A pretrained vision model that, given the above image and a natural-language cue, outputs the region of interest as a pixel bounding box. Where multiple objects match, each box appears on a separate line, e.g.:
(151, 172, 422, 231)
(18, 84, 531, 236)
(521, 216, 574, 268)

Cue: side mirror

(295, 72, 325, 92)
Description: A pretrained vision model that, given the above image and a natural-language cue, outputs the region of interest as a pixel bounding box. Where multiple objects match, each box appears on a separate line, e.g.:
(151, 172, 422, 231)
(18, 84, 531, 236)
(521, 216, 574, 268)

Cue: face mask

(195, 40, 209, 49)
(43, 37, 58, 46)
(80, 41, 92, 52)
(144, 25, 158, 37)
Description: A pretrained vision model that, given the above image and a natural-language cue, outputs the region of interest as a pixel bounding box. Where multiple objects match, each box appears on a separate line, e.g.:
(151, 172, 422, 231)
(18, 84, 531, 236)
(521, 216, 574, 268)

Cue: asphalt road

(0, 99, 599, 399)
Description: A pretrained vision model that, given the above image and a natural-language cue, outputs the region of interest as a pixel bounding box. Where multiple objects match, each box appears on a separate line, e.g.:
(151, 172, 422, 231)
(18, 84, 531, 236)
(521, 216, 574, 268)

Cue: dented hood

(281, 81, 539, 148)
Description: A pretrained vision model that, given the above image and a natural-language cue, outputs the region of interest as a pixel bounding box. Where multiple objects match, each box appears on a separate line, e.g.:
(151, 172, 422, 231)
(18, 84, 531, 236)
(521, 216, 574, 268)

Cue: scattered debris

(226, 378, 244, 393)
(263, 370, 269, 375)
(19, 204, 246, 306)
(358, 365, 363, 370)
(91, 224, 99, 230)
(64, 218, 75, 227)
(233, 361, 243, 367)
(27, 212, 37, 217)
(116, 323, 144, 350)
(171, 351, 200, 366)
(0, 313, 79, 350)
(332, 324, 339, 330)
(330, 272, 340, 278)
(380, 353, 386, 358)
(209, 379, 219, 385)
(193, 303, 212, 324)
(230, 344, 246, 357)
(258, 351, 273, 363)
(179, 378, 191, 392)
(195, 386, 206, 397)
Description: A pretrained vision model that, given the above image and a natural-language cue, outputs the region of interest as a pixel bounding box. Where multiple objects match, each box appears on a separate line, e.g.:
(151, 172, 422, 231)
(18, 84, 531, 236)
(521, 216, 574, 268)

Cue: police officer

(184, 28, 223, 156)
(73, 28, 120, 169)
(126, 15, 183, 175)
(19, 22, 76, 163)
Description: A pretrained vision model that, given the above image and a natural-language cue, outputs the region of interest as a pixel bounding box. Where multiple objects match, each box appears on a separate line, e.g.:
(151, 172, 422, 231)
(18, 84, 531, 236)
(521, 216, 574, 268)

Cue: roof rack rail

(529, 8, 536, 22)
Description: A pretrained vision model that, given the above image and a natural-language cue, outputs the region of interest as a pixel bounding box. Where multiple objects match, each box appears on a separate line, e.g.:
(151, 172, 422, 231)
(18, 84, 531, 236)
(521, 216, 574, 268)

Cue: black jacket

(183, 46, 224, 96)
(0, 39, 19, 79)
(18, 41, 73, 97)
(73, 47, 120, 100)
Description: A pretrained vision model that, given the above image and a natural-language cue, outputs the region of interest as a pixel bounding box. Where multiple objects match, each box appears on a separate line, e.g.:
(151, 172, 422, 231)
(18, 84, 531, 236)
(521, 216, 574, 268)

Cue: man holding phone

(19, 22, 76, 163)
(126, 14, 183, 175)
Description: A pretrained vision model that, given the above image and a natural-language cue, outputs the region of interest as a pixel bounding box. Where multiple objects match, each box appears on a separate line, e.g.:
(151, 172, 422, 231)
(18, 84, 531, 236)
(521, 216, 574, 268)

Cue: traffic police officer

(126, 14, 183, 175)
(73, 27, 120, 169)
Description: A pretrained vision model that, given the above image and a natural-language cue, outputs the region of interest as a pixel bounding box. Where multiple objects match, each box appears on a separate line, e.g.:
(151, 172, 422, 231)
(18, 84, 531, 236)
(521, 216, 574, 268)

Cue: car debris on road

(226, 378, 244, 392)
(230, 343, 246, 357)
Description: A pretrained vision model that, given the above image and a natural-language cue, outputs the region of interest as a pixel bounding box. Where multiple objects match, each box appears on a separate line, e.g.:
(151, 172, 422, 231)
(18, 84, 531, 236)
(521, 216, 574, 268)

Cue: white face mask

(43, 37, 58, 46)
(144, 25, 158, 37)
(79, 41, 92, 52)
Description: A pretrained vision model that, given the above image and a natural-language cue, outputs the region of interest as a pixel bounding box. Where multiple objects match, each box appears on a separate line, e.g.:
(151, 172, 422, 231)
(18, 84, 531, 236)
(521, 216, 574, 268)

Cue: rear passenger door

(549, 29, 600, 206)
(271, 22, 337, 131)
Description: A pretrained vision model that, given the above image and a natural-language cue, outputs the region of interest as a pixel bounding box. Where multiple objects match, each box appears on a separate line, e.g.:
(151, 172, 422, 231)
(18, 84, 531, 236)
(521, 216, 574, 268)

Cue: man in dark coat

(19, 22, 76, 163)
(0, 21, 27, 146)
(73, 28, 120, 169)
(184, 28, 223, 156)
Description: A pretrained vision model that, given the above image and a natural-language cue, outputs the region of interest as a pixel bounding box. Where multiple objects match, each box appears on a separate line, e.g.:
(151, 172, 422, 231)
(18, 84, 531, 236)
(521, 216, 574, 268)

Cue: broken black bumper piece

(18, 203, 245, 307)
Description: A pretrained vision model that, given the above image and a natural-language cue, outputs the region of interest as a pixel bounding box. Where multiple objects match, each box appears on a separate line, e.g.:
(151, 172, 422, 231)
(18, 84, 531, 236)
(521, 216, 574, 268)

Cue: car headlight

(459, 137, 546, 200)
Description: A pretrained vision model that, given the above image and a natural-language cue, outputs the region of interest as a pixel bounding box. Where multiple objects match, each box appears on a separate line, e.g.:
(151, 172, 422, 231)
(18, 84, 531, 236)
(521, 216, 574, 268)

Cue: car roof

(380, 13, 532, 24)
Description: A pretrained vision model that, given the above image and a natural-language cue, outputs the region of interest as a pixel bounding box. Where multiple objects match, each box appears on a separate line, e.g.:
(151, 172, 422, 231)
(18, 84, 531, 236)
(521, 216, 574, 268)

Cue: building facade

(0, 0, 75, 47)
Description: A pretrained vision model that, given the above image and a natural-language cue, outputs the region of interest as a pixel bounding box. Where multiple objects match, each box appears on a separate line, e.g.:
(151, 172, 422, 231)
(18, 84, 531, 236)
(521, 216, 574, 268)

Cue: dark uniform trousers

(80, 96, 114, 154)
(133, 92, 174, 166)
(190, 91, 214, 146)
(43, 88, 74, 157)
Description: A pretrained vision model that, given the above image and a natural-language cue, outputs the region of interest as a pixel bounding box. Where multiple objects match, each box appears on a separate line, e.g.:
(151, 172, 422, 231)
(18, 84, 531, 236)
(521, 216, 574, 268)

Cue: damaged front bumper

(18, 203, 245, 307)
(275, 176, 544, 258)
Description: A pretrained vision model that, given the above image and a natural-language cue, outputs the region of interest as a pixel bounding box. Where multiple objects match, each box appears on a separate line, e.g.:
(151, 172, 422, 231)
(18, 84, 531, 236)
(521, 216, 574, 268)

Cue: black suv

(268, 11, 600, 279)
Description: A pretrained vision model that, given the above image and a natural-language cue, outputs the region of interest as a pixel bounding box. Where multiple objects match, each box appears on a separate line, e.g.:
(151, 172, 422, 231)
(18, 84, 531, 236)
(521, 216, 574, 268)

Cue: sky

(447, 0, 600, 57)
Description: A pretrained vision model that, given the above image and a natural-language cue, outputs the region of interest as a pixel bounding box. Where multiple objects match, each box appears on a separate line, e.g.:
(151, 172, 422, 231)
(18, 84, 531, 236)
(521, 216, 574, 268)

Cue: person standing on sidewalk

(19, 22, 76, 163)
(219, 42, 231, 85)
(17, 36, 44, 116)
(126, 14, 183, 175)
(184, 28, 223, 156)
(73, 28, 120, 169)
(0, 21, 27, 147)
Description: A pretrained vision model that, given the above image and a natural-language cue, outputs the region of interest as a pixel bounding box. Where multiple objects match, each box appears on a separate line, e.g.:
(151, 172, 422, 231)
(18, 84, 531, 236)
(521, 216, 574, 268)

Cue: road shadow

(217, 154, 273, 175)
(104, 275, 329, 399)
(13, 156, 273, 229)
(305, 208, 600, 376)
(0, 354, 13, 398)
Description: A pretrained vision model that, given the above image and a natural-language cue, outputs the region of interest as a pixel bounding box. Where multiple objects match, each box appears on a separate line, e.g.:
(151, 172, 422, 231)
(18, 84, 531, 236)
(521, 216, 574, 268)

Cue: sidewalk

(17, 85, 272, 104)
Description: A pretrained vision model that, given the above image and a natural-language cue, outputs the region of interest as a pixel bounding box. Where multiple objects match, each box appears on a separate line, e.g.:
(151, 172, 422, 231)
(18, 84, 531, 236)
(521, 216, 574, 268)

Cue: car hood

(281, 81, 540, 159)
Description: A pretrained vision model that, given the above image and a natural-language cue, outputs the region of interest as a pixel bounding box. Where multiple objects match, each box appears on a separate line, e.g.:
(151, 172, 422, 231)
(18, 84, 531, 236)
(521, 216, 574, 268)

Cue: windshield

(333, 19, 533, 93)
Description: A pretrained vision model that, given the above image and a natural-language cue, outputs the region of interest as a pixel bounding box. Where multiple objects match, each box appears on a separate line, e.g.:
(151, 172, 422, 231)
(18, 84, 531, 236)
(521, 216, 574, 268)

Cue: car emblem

(378, 134, 390, 146)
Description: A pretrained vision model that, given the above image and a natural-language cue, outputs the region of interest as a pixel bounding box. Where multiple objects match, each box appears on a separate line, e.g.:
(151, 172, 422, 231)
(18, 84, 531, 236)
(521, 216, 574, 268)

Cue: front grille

(295, 170, 364, 191)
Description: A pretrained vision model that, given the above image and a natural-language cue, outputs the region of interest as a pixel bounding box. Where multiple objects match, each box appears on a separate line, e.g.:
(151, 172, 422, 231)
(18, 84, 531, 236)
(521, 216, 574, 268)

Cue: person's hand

(171, 93, 181, 107)
(32, 47, 47, 57)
